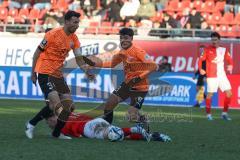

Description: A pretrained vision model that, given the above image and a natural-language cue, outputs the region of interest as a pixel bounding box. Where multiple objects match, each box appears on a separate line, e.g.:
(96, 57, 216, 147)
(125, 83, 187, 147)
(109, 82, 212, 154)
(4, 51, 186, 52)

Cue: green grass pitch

(0, 99, 240, 160)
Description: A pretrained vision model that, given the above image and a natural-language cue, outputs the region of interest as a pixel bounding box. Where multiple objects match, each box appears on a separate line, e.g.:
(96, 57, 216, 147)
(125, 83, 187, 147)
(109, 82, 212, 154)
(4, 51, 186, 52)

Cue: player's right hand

(31, 72, 37, 85)
(199, 69, 206, 75)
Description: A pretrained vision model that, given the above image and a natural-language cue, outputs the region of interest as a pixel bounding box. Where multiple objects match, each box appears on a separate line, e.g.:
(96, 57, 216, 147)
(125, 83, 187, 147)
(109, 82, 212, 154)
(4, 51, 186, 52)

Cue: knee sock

(103, 110, 113, 124)
(29, 105, 52, 126)
(206, 98, 212, 114)
(223, 96, 231, 113)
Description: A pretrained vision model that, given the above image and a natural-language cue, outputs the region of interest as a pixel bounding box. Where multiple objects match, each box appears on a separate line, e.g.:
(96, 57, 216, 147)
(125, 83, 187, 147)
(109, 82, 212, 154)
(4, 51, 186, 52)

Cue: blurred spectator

(80, 0, 98, 18)
(3, 0, 21, 9)
(180, 8, 190, 28)
(42, 9, 64, 31)
(161, 13, 179, 29)
(154, 0, 168, 11)
(107, 0, 123, 24)
(159, 13, 179, 37)
(235, 0, 240, 14)
(137, 19, 153, 36)
(225, 0, 240, 14)
(195, 21, 211, 38)
(68, 0, 81, 11)
(33, 0, 51, 10)
(186, 8, 203, 29)
(120, 0, 140, 23)
(148, 21, 161, 36)
(136, 0, 156, 21)
(158, 56, 172, 72)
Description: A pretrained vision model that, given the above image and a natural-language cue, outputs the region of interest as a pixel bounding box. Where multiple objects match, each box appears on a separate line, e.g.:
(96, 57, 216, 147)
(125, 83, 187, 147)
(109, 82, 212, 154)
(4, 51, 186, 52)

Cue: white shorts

(207, 76, 231, 93)
(83, 118, 110, 139)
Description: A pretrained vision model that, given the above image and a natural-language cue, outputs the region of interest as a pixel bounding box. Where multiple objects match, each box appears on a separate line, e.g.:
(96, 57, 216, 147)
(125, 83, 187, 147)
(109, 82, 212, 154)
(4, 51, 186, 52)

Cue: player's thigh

(49, 76, 70, 95)
(38, 74, 60, 107)
(48, 91, 61, 110)
(104, 93, 122, 110)
(218, 76, 231, 92)
(112, 82, 131, 101)
(206, 78, 219, 93)
(59, 93, 75, 111)
(105, 82, 131, 110)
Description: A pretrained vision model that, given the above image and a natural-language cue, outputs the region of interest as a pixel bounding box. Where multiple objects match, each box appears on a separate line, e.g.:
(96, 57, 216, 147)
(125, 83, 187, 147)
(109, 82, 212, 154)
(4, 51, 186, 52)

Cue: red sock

(206, 98, 212, 114)
(223, 97, 231, 112)
(129, 134, 143, 140)
(122, 128, 131, 136)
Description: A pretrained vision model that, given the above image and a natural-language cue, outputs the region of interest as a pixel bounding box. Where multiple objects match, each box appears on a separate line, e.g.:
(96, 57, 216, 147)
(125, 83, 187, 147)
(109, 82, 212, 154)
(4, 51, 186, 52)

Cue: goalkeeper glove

(82, 56, 96, 66)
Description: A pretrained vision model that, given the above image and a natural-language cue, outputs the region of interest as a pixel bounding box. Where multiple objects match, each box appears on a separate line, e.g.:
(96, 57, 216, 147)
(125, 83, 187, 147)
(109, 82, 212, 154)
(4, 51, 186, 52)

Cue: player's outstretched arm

(91, 52, 122, 68)
(73, 48, 96, 80)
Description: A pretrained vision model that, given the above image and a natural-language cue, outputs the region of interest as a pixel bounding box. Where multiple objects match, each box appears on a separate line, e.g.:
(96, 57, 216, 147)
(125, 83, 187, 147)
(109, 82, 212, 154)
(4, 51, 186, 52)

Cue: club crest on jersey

(70, 41, 74, 49)
(145, 54, 150, 60)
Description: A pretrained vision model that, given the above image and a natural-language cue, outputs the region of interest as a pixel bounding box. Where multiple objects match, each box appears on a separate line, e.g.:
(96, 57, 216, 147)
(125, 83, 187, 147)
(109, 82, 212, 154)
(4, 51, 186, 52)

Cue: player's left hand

(227, 65, 233, 74)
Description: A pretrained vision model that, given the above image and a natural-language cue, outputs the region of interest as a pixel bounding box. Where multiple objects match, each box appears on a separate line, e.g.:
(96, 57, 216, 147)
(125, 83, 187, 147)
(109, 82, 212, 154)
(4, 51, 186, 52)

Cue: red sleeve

(61, 113, 92, 137)
(61, 122, 82, 137)
(122, 128, 143, 140)
(224, 49, 233, 66)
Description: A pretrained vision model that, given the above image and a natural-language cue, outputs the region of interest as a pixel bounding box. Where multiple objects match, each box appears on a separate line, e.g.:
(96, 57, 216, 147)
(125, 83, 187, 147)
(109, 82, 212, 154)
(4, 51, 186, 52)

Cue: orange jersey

(94, 45, 157, 91)
(35, 27, 80, 77)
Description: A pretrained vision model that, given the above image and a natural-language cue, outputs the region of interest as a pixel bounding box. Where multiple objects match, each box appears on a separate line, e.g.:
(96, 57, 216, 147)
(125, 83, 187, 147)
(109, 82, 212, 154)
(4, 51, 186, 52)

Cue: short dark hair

(211, 32, 221, 39)
(162, 56, 168, 61)
(119, 27, 134, 37)
(64, 10, 80, 21)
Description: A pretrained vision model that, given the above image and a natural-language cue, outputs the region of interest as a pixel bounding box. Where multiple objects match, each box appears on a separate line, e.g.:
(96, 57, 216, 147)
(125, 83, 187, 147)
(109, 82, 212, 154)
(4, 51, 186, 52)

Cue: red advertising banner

(135, 40, 239, 74)
(218, 75, 240, 108)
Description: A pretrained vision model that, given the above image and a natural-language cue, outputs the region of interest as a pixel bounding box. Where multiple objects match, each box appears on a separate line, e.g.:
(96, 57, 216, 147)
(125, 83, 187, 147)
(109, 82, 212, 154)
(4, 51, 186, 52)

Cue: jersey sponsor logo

(70, 41, 74, 49)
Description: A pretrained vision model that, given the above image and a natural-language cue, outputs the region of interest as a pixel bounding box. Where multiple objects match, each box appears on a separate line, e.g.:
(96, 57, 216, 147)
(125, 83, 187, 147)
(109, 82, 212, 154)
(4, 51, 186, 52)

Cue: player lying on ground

(45, 112, 171, 142)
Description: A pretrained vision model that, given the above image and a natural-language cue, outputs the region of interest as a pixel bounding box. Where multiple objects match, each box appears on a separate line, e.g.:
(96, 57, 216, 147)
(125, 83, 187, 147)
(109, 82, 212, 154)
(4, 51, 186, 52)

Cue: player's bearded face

(67, 17, 80, 33)
(211, 37, 220, 47)
(120, 35, 133, 49)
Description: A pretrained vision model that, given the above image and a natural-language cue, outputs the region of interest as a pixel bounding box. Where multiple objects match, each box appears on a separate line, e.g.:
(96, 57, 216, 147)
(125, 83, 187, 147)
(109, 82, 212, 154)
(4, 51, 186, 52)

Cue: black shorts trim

(38, 74, 70, 99)
(196, 75, 205, 86)
(113, 82, 147, 109)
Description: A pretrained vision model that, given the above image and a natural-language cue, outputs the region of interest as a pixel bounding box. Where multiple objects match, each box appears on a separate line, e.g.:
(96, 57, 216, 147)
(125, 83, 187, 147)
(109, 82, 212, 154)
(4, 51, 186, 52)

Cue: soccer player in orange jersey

(25, 10, 95, 139)
(88, 28, 158, 126)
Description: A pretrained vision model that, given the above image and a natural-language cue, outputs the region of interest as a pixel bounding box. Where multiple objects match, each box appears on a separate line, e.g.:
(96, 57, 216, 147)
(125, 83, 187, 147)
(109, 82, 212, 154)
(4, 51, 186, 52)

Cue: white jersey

(83, 118, 110, 139)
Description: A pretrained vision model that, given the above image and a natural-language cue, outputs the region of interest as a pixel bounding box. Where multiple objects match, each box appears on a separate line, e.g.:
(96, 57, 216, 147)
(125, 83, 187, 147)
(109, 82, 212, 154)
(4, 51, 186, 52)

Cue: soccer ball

(107, 125, 124, 142)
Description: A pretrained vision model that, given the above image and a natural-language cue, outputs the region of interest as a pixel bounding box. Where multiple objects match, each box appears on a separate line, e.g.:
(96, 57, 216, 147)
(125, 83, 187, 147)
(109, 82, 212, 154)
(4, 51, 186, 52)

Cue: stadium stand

(0, 0, 239, 38)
